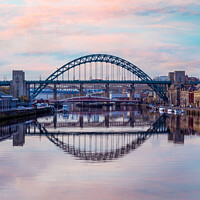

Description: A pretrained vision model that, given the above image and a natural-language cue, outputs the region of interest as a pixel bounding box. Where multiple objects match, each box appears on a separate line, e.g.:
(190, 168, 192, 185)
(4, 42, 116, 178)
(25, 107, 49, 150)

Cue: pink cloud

(0, 0, 199, 79)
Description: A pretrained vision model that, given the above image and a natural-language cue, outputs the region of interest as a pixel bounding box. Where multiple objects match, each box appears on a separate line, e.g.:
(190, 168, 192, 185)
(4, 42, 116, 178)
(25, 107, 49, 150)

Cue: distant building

(185, 75, 200, 82)
(110, 92, 129, 100)
(174, 71, 185, 83)
(168, 71, 185, 83)
(168, 72, 174, 82)
(0, 92, 18, 110)
(154, 76, 168, 81)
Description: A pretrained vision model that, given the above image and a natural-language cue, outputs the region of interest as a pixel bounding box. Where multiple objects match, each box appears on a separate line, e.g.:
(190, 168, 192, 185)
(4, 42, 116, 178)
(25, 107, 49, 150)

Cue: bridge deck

(26, 80, 171, 85)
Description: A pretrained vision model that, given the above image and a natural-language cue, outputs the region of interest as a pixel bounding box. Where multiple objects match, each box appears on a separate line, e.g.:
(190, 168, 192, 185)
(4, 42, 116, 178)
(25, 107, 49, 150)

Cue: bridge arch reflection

(36, 114, 168, 162)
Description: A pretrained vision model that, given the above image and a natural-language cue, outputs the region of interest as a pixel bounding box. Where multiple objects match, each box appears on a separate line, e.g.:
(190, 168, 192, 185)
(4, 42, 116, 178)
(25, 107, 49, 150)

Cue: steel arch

(31, 54, 168, 101)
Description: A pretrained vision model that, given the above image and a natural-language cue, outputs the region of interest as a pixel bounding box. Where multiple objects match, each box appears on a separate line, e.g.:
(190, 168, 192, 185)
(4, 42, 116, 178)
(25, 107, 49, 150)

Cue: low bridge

(55, 96, 140, 103)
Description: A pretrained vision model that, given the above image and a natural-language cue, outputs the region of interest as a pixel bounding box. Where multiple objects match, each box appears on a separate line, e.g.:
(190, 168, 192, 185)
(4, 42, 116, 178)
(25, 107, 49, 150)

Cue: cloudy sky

(0, 0, 200, 80)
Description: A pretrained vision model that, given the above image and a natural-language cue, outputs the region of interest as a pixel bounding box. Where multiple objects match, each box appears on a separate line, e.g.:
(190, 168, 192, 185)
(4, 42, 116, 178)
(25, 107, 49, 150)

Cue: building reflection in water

(167, 115, 184, 144)
(13, 124, 26, 146)
(167, 114, 200, 144)
(0, 123, 26, 146)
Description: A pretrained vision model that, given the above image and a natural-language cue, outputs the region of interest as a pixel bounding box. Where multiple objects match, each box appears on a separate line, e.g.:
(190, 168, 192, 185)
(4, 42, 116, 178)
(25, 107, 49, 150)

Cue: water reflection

(0, 110, 169, 162)
(1, 111, 200, 148)
(1, 110, 200, 200)
(40, 113, 166, 162)
(166, 115, 200, 144)
(0, 122, 27, 146)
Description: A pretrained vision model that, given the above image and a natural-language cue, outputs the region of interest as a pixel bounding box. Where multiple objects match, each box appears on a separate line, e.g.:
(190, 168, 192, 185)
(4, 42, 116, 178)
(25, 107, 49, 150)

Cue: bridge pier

(53, 84, 57, 100)
(105, 115, 110, 127)
(79, 83, 84, 96)
(10, 70, 27, 98)
(79, 116, 83, 128)
(129, 112, 135, 127)
(27, 83, 31, 100)
(115, 102, 121, 109)
(105, 83, 110, 98)
(53, 113, 57, 128)
(129, 84, 135, 101)
(33, 83, 36, 100)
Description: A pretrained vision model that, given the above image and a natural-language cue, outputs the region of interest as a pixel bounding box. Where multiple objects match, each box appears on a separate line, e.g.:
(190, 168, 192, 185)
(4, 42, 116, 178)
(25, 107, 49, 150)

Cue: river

(0, 108, 200, 200)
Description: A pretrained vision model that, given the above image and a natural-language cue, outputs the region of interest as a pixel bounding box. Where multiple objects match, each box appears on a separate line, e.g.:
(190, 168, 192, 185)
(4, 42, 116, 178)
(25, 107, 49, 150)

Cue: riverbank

(0, 106, 54, 121)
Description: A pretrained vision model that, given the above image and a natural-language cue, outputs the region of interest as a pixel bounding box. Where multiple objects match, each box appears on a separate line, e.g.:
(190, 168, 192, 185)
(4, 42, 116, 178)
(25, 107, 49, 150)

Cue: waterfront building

(185, 75, 200, 83)
(194, 90, 200, 107)
(180, 86, 200, 107)
(0, 92, 18, 110)
(168, 84, 181, 106)
(167, 71, 186, 106)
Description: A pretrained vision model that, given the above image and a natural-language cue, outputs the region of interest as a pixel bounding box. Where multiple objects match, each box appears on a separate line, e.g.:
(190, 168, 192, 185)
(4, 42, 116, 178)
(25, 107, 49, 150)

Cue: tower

(10, 70, 27, 98)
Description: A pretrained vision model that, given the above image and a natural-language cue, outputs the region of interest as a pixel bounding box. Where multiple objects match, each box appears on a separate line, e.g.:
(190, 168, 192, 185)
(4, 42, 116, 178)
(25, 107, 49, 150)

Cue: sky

(0, 0, 200, 80)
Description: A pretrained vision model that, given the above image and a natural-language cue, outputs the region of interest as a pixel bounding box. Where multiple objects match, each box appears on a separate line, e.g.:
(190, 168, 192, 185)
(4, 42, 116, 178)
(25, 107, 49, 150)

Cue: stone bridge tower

(10, 70, 27, 98)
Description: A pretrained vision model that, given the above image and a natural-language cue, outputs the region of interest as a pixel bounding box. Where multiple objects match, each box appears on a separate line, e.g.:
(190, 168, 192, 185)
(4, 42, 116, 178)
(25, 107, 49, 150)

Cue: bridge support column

(53, 84, 57, 100)
(53, 113, 57, 128)
(105, 83, 110, 98)
(33, 83, 36, 95)
(79, 116, 83, 128)
(105, 115, 110, 127)
(129, 112, 135, 127)
(27, 83, 30, 100)
(79, 83, 84, 96)
(10, 70, 27, 98)
(129, 84, 135, 101)
(115, 102, 121, 109)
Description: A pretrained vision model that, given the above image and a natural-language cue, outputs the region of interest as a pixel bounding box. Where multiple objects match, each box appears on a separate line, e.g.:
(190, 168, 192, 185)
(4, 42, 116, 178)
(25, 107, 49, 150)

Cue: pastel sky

(0, 0, 200, 80)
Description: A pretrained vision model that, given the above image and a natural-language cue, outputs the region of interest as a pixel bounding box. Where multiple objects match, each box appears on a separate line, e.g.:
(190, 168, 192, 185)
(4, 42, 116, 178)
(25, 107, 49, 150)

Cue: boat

(174, 109, 180, 114)
(62, 104, 69, 112)
(180, 109, 186, 114)
(159, 106, 165, 113)
(152, 107, 158, 112)
(167, 108, 173, 114)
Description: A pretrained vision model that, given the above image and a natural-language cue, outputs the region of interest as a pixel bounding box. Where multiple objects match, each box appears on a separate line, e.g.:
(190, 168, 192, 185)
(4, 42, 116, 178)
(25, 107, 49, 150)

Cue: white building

(154, 76, 168, 81)
(110, 92, 129, 99)
(0, 92, 18, 110)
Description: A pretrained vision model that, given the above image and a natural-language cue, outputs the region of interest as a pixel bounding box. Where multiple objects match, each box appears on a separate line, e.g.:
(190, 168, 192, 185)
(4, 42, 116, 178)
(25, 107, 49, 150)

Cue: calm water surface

(0, 109, 200, 200)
